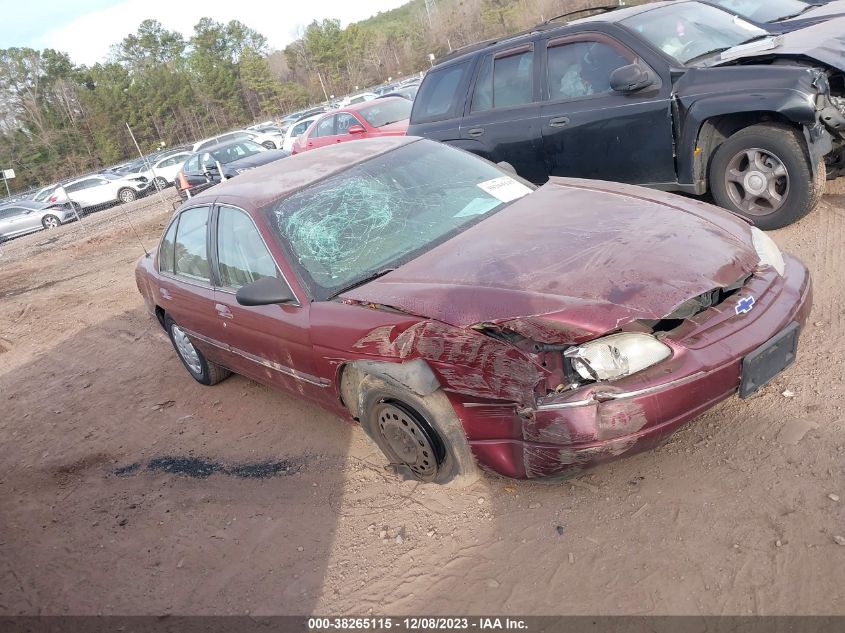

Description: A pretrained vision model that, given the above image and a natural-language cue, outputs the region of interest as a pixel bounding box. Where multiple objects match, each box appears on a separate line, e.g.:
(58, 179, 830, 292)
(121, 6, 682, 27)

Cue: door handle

(467, 127, 485, 137)
(159, 288, 172, 300)
(549, 117, 570, 128)
(215, 303, 233, 319)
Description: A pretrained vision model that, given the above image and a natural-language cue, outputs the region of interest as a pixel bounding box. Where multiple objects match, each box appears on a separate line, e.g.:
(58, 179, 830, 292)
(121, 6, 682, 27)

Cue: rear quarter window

(410, 60, 471, 124)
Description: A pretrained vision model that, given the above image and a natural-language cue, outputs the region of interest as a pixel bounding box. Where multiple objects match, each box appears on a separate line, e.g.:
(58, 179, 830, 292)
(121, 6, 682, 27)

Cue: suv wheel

(261, 141, 276, 149)
(709, 123, 825, 230)
(118, 188, 137, 203)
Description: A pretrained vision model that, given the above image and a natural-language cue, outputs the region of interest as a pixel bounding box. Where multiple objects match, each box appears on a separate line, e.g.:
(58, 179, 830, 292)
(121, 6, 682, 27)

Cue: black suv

(407, 0, 845, 229)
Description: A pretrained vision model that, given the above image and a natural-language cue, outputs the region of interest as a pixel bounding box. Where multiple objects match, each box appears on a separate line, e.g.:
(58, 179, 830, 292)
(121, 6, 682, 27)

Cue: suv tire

(709, 123, 824, 230)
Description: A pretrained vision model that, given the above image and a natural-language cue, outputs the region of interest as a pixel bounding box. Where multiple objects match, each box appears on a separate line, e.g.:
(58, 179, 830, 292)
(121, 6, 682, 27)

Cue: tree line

(0, 0, 596, 192)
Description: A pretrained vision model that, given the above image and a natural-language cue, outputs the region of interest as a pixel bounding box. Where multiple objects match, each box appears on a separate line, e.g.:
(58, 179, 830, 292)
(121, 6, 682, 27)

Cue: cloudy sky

(0, 0, 410, 65)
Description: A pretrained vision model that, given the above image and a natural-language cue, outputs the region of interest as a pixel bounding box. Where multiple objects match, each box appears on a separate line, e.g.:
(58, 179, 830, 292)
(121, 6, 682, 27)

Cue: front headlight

(565, 333, 672, 382)
(750, 226, 785, 275)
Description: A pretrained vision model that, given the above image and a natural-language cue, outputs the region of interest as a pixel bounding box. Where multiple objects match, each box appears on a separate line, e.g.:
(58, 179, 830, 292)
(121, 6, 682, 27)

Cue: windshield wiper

(329, 268, 395, 299)
(687, 34, 772, 64)
(777, 4, 819, 21)
(685, 47, 732, 64)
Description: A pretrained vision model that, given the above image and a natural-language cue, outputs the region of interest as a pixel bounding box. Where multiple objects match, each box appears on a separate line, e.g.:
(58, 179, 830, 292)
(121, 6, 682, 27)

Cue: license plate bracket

(739, 322, 800, 399)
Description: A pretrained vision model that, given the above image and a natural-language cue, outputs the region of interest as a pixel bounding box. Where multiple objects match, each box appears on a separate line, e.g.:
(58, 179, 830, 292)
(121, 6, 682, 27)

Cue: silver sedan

(0, 201, 76, 241)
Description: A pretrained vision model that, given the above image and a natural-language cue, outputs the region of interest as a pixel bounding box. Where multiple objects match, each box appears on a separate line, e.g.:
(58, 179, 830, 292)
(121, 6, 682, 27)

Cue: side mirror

(497, 161, 517, 176)
(347, 125, 366, 135)
(236, 276, 297, 306)
(610, 63, 653, 93)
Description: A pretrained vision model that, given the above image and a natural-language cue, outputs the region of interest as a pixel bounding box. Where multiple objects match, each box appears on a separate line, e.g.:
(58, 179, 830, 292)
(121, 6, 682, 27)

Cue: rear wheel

(118, 188, 137, 203)
(357, 375, 478, 485)
(164, 315, 231, 386)
(261, 141, 276, 149)
(153, 176, 168, 191)
(709, 123, 824, 230)
(41, 214, 60, 229)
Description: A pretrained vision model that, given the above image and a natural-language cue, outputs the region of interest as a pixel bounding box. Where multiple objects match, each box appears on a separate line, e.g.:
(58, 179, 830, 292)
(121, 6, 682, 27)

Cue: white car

(192, 129, 286, 153)
(140, 151, 191, 190)
(51, 173, 150, 210)
(243, 128, 286, 150)
(281, 115, 319, 153)
(338, 92, 378, 107)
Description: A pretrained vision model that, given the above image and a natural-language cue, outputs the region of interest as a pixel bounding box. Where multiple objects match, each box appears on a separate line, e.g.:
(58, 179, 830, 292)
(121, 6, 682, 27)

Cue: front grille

(665, 272, 753, 320)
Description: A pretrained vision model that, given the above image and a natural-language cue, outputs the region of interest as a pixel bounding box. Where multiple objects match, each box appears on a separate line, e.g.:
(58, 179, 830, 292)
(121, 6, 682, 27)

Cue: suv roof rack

(435, 3, 627, 65)
(542, 5, 624, 25)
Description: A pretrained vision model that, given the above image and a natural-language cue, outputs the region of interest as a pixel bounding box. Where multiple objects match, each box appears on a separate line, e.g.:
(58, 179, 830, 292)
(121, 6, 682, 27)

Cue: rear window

(359, 99, 412, 127)
(410, 60, 471, 124)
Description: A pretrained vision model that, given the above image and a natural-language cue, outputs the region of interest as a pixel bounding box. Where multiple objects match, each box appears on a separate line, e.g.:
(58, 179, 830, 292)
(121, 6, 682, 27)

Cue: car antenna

(542, 4, 624, 25)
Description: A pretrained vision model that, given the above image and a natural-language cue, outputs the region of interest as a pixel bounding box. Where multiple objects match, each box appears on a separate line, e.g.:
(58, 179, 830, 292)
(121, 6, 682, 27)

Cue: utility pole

(317, 72, 330, 102)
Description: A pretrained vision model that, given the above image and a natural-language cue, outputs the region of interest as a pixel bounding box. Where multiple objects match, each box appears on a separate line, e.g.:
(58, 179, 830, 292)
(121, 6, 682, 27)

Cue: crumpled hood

(342, 178, 760, 340)
(719, 17, 845, 71)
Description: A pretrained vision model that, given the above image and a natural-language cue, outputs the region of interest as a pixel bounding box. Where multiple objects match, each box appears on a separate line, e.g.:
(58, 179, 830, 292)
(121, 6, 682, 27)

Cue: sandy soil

(0, 187, 843, 616)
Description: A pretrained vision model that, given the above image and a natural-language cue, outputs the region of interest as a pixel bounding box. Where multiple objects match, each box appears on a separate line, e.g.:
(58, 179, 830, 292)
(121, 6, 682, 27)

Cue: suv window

(173, 206, 210, 282)
(65, 179, 92, 193)
(216, 206, 279, 289)
(411, 60, 470, 123)
(472, 47, 535, 112)
(547, 41, 631, 100)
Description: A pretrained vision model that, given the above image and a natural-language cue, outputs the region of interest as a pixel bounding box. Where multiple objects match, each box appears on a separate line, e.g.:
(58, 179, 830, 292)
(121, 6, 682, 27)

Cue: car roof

(186, 136, 418, 210)
(0, 200, 50, 211)
(435, 1, 672, 65)
(193, 137, 262, 155)
(65, 173, 118, 185)
(332, 96, 407, 114)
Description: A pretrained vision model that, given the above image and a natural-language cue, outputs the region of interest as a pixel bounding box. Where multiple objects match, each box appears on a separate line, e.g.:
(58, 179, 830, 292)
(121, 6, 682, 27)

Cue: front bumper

(454, 254, 812, 479)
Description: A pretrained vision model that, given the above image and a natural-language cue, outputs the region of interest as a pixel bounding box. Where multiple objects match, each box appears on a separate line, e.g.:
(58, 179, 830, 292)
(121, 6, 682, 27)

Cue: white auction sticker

(477, 176, 532, 203)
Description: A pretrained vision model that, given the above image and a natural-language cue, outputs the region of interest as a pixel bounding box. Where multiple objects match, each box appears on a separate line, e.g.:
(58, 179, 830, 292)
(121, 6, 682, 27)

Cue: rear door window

(411, 60, 470, 123)
(471, 46, 535, 112)
(312, 115, 337, 138)
(159, 218, 178, 274)
(173, 206, 210, 282)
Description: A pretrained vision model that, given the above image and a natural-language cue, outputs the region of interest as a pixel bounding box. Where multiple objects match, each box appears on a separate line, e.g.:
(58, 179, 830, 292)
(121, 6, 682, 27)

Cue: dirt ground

(0, 186, 843, 616)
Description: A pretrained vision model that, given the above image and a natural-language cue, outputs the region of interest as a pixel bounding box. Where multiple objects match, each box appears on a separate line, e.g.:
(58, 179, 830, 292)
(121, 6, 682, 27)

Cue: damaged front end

(457, 256, 810, 479)
(811, 68, 845, 177)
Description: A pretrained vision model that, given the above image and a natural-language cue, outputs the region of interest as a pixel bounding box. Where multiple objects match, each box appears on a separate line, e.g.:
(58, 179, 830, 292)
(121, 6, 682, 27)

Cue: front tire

(118, 188, 137, 203)
(261, 141, 276, 149)
(164, 315, 231, 386)
(709, 123, 824, 230)
(357, 375, 478, 485)
(42, 214, 61, 229)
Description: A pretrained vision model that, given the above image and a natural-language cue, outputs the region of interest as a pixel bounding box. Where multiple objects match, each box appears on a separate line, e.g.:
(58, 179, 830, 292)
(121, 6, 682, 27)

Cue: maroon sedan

(135, 137, 812, 483)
